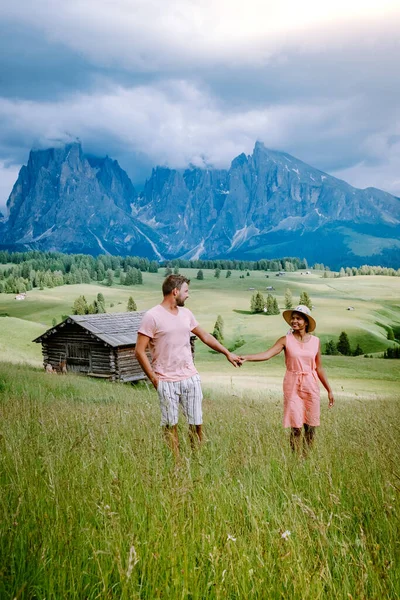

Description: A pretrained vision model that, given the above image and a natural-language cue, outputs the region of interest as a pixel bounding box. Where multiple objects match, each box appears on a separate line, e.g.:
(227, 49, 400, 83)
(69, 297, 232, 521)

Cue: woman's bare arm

(315, 347, 335, 407)
(240, 336, 286, 363)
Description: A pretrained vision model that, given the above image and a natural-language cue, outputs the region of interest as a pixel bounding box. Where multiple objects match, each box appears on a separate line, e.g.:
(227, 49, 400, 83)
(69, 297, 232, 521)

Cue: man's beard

(176, 298, 185, 307)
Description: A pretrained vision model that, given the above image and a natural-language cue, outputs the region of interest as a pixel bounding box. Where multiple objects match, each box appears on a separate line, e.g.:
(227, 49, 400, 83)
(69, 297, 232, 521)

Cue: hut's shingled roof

(33, 311, 146, 347)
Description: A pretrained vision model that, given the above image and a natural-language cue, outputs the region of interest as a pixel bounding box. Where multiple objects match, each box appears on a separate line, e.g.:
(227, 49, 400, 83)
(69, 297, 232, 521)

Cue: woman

(239, 305, 334, 452)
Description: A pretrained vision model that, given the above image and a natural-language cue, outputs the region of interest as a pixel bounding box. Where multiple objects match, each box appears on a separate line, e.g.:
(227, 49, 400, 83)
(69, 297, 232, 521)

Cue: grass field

(0, 268, 399, 366)
(0, 269, 399, 598)
(0, 363, 399, 599)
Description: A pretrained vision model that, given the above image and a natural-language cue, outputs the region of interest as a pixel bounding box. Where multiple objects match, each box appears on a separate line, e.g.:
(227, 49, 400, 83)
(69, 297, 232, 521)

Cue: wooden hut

(34, 311, 197, 382)
(34, 312, 148, 382)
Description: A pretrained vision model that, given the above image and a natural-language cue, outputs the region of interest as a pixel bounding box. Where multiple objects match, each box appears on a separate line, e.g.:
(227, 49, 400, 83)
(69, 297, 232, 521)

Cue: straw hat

(282, 305, 316, 332)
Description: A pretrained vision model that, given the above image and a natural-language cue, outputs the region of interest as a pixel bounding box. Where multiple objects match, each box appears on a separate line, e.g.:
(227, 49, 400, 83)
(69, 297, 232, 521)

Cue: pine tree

(353, 343, 364, 356)
(272, 297, 280, 315)
(387, 328, 395, 341)
(173, 265, 179, 274)
(212, 315, 224, 343)
(106, 269, 113, 286)
(214, 268, 221, 278)
(325, 340, 338, 355)
(266, 294, 274, 315)
(196, 270, 204, 280)
(164, 267, 172, 277)
(127, 296, 137, 311)
(337, 331, 351, 356)
(299, 291, 312, 310)
(87, 302, 97, 314)
(124, 268, 135, 285)
(72, 295, 89, 315)
(284, 288, 293, 309)
(251, 291, 265, 313)
(226, 270, 232, 278)
(96, 299, 106, 313)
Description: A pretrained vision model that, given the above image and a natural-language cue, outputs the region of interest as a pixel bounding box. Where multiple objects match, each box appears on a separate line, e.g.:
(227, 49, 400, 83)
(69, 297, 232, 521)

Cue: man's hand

(226, 352, 241, 367)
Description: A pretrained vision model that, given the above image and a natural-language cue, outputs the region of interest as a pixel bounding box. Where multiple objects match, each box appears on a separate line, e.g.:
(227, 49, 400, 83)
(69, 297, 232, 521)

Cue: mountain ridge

(1, 141, 399, 268)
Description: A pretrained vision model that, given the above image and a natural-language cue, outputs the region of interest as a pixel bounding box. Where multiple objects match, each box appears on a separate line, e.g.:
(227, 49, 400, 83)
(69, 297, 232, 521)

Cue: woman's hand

(328, 391, 335, 408)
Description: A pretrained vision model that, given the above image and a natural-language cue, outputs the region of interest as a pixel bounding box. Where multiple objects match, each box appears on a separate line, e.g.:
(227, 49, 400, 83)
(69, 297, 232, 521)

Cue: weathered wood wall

(115, 347, 148, 382)
(41, 322, 147, 381)
(41, 323, 112, 376)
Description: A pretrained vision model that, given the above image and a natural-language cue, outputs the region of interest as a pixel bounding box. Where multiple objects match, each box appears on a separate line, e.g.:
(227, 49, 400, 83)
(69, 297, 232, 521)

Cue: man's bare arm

(191, 325, 240, 367)
(135, 333, 158, 389)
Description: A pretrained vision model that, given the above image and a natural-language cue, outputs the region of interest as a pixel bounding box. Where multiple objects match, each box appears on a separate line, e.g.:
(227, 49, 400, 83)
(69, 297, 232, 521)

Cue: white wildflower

(281, 530, 291, 540)
(126, 545, 139, 580)
(227, 534, 237, 542)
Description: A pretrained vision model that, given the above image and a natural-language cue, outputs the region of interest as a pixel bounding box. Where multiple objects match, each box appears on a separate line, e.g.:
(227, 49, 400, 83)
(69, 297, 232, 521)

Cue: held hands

(226, 353, 247, 367)
(226, 352, 242, 367)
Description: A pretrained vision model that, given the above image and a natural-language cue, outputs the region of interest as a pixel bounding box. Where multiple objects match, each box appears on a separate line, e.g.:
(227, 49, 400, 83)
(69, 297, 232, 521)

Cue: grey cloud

(0, 0, 399, 203)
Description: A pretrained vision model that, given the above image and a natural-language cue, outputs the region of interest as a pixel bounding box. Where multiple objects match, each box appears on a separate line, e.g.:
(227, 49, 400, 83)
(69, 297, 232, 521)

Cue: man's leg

(181, 375, 203, 449)
(158, 381, 180, 458)
(290, 427, 302, 453)
(164, 424, 180, 458)
(189, 424, 202, 448)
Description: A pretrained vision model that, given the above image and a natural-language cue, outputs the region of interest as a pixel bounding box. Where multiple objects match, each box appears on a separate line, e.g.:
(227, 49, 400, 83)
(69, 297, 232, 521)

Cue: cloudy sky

(1, 0, 400, 212)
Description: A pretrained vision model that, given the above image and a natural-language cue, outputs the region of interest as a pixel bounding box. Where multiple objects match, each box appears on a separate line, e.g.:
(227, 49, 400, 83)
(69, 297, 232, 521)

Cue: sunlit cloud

(0, 0, 399, 208)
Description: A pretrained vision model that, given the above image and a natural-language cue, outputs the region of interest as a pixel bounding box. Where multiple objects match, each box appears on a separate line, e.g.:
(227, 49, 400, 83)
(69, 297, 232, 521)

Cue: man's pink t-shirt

(138, 304, 199, 381)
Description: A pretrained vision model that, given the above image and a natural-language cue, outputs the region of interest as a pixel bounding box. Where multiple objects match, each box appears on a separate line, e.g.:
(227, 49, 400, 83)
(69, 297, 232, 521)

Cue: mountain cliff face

(2, 143, 163, 258)
(136, 142, 400, 264)
(1, 141, 400, 267)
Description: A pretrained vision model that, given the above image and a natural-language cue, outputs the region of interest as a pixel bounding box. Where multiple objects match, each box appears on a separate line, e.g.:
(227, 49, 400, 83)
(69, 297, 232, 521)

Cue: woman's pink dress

(283, 332, 320, 428)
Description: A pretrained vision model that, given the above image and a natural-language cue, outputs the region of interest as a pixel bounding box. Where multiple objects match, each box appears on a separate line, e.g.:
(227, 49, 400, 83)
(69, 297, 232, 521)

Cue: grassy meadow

(0, 268, 400, 598)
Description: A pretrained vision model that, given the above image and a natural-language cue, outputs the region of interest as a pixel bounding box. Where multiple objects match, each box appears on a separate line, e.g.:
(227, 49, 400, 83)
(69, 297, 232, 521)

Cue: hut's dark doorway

(66, 344, 91, 373)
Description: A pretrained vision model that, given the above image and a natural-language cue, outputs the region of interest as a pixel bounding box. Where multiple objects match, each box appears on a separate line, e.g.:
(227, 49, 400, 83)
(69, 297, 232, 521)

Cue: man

(135, 274, 240, 456)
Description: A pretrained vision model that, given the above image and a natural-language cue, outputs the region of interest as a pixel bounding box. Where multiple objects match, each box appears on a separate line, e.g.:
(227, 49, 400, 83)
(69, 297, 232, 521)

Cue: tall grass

(0, 364, 399, 599)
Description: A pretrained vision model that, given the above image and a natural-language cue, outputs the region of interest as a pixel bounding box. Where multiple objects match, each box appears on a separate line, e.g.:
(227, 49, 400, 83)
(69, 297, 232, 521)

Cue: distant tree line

(250, 292, 280, 315)
(323, 265, 400, 278)
(0, 250, 149, 294)
(383, 347, 400, 359)
(72, 293, 107, 315)
(324, 331, 364, 356)
(70, 292, 138, 315)
(162, 256, 309, 272)
(250, 290, 312, 315)
(1, 249, 399, 295)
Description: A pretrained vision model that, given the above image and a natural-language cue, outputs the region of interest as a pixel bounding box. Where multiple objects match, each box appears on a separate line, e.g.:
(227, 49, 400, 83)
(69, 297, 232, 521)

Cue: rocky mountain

(1, 141, 400, 268)
(1, 143, 163, 258)
(136, 142, 400, 266)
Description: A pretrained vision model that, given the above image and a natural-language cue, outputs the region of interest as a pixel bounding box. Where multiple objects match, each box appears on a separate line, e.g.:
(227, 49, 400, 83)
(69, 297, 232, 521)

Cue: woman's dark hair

(162, 274, 190, 296)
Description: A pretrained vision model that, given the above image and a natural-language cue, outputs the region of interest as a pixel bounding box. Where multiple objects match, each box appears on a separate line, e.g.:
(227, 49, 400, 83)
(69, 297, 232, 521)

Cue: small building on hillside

(33, 312, 196, 382)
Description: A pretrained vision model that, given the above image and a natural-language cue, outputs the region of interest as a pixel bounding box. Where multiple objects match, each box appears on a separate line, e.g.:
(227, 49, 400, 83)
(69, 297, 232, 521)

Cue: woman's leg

(290, 427, 302, 453)
(304, 423, 316, 448)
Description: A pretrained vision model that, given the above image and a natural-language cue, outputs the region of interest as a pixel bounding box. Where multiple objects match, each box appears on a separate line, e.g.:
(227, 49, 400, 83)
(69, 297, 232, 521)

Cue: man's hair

(162, 274, 190, 296)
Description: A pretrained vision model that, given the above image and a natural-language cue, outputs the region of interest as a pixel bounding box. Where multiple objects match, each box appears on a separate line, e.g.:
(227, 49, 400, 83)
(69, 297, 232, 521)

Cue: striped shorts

(157, 374, 203, 426)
